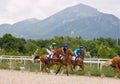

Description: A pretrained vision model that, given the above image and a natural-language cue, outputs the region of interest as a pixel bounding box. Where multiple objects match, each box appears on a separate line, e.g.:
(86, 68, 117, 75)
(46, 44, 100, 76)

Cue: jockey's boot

(75, 57, 78, 61)
(48, 54, 51, 60)
(48, 55, 52, 63)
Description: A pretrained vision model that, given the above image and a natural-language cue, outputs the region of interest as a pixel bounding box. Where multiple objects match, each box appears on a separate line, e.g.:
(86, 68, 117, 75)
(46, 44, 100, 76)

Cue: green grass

(0, 61, 120, 78)
(0, 60, 9, 69)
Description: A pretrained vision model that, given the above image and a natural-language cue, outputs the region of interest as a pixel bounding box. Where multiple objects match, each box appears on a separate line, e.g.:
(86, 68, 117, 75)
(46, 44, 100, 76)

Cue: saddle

(59, 54, 63, 60)
(47, 54, 52, 60)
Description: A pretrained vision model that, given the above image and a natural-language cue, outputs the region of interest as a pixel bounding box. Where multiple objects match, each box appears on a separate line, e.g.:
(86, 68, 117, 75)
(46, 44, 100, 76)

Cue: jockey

(62, 43, 68, 55)
(46, 42, 56, 60)
(74, 46, 84, 61)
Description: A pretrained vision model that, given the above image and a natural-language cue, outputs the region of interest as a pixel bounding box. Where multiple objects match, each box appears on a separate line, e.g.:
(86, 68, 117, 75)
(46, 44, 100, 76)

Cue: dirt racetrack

(0, 69, 119, 84)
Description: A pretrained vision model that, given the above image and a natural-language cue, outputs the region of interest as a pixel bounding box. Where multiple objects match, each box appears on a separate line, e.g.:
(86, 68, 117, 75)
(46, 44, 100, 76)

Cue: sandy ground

(0, 69, 119, 84)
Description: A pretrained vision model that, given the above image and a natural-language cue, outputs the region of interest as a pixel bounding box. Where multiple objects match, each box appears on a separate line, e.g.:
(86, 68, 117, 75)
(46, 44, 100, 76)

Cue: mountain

(0, 4, 120, 40)
(0, 18, 40, 38)
(0, 24, 12, 36)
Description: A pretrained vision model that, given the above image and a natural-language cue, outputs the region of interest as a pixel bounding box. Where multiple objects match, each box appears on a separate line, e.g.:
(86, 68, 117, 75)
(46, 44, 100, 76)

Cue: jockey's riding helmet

(63, 43, 68, 47)
(52, 42, 56, 47)
(80, 46, 83, 49)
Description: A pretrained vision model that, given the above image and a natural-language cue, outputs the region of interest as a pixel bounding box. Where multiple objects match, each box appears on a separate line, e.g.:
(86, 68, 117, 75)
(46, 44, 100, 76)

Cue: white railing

(0, 55, 34, 69)
(0, 55, 110, 72)
(84, 60, 106, 72)
(84, 58, 111, 61)
(84, 58, 111, 72)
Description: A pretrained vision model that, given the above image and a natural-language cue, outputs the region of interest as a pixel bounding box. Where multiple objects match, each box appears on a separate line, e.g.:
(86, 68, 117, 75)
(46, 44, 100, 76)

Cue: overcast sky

(0, 0, 120, 24)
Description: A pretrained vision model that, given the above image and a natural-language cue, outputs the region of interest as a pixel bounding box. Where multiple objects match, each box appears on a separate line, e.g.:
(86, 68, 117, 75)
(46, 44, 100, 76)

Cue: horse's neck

(80, 56, 84, 60)
(65, 48, 72, 60)
(80, 50, 86, 60)
(53, 52, 59, 58)
(58, 48, 64, 55)
(53, 48, 63, 58)
(54, 48, 72, 59)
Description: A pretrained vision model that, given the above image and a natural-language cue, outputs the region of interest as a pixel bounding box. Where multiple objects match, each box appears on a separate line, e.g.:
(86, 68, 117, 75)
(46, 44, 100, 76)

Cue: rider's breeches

(46, 49, 53, 58)
(74, 51, 78, 57)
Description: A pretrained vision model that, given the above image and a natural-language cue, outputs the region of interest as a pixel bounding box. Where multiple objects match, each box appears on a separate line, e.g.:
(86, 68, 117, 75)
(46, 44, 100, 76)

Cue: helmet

(80, 46, 83, 49)
(52, 42, 56, 46)
(63, 43, 68, 47)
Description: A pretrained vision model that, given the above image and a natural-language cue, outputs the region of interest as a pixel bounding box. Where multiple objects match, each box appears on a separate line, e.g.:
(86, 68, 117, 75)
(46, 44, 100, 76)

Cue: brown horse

(34, 48, 84, 75)
(70, 48, 86, 71)
(34, 54, 60, 73)
(102, 56, 120, 73)
(55, 48, 73, 76)
(54, 47, 86, 75)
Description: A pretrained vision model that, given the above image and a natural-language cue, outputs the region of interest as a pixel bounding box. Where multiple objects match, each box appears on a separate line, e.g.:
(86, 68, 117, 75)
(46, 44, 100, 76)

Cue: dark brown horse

(69, 48, 86, 71)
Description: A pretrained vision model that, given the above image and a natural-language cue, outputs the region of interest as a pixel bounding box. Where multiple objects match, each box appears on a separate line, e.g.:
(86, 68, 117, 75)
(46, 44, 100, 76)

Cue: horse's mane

(54, 48, 73, 58)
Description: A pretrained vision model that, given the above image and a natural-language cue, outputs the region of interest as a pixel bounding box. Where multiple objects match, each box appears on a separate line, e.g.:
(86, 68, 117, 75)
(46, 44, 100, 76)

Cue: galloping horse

(55, 47, 73, 76)
(70, 48, 86, 71)
(102, 56, 120, 73)
(34, 53, 60, 73)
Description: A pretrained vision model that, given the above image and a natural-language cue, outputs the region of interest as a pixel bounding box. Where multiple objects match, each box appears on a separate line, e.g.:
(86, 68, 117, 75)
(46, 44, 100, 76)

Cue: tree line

(0, 34, 120, 58)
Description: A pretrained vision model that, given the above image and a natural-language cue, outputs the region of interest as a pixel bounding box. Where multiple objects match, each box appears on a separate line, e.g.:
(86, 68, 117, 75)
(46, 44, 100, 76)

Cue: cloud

(0, 0, 120, 24)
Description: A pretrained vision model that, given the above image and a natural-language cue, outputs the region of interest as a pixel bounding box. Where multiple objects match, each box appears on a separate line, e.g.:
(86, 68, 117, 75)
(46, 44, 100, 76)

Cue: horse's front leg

(56, 65, 62, 75)
(115, 64, 120, 73)
(42, 63, 50, 73)
(66, 65, 69, 76)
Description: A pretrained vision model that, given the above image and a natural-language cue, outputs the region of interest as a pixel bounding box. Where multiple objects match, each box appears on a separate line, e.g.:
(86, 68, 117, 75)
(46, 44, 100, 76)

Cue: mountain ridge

(0, 4, 120, 40)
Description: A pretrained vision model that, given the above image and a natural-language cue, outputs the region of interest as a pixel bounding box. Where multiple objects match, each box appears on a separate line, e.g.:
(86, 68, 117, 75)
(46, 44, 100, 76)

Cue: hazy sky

(0, 0, 120, 24)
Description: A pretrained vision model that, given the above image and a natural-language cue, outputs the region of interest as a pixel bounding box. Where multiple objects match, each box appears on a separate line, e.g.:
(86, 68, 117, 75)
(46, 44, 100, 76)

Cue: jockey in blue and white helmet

(74, 46, 84, 61)
(62, 43, 68, 55)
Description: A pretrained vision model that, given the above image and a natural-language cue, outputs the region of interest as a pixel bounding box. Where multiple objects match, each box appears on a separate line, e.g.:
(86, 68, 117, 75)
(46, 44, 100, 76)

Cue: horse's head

(66, 48, 73, 56)
(79, 48, 86, 60)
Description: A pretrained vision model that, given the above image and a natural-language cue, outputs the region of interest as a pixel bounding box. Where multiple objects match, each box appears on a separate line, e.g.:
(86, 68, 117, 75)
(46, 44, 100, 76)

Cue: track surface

(0, 70, 119, 84)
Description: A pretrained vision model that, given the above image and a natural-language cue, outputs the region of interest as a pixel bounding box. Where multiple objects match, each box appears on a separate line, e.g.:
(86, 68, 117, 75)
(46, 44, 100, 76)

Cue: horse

(102, 56, 120, 73)
(55, 47, 86, 75)
(70, 48, 86, 71)
(55, 47, 73, 76)
(34, 54, 60, 73)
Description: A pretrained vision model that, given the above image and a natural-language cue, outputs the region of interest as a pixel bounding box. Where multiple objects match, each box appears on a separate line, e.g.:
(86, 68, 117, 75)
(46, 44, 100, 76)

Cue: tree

(25, 39, 38, 55)
(97, 43, 117, 58)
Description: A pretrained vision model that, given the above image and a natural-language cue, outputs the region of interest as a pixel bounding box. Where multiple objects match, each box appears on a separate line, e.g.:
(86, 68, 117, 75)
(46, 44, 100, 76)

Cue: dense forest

(0, 34, 120, 58)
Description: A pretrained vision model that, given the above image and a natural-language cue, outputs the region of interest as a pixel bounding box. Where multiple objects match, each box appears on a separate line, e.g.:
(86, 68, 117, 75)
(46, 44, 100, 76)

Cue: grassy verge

(0, 61, 120, 78)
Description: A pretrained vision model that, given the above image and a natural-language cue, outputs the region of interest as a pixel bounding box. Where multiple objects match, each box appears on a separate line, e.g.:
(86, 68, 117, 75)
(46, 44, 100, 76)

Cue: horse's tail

(33, 55, 41, 61)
